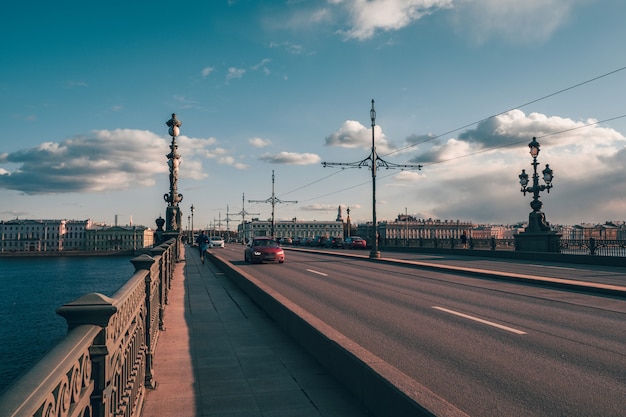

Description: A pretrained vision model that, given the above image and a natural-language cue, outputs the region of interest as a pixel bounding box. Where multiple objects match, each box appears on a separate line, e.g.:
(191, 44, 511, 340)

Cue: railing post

(57, 293, 117, 417)
(131, 254, 158, 390)
(490, 237, 496, 250)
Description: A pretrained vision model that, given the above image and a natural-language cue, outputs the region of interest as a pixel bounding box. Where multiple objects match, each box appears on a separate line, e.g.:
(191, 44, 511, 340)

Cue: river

(0, 255, 134, 394)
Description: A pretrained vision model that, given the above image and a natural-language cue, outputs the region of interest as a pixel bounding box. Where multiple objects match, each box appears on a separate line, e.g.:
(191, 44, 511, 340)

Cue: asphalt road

(213, 245, 626, 417)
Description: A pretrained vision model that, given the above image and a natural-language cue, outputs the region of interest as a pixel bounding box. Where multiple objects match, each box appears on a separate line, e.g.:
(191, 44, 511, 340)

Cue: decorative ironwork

(322, 99, 422, 258)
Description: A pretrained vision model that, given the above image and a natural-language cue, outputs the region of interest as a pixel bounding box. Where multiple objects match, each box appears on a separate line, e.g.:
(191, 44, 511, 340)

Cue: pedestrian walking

(196, 231, 209, 264)
(461, 232, 468, 249)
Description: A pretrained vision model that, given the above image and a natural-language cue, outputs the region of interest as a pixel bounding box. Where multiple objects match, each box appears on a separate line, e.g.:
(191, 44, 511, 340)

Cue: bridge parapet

(0, 238, 178, 417)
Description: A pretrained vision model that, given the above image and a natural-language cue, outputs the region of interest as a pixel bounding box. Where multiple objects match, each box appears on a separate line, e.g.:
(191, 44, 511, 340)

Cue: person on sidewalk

(196, 231, 209, 264)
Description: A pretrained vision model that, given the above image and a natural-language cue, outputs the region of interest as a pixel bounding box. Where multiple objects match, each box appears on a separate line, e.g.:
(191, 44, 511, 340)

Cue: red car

(344, 236, 367, 249)
(244, 238, 285, 264)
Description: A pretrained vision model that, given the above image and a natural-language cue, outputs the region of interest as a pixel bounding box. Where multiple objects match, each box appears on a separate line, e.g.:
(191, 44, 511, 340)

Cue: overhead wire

(273, 65, 626, 204)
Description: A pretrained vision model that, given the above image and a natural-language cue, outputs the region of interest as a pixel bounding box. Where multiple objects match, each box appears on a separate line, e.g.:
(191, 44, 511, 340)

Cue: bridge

(1, 240, 625, 416)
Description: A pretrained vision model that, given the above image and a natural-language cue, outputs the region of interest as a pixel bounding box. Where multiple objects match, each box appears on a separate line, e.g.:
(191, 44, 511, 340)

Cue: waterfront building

(238, 218, 344, 242)
(0, 219, 153, 253)
(0, 219, 90, 252)
(373, 216, 476, 243)
(85, 225, 154, 251)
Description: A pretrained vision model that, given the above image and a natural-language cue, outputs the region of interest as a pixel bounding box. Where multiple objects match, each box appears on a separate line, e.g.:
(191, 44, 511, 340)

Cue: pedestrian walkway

(142, 246, 372, 417)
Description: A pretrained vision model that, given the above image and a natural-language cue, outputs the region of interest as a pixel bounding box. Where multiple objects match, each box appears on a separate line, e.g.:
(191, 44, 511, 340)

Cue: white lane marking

(307, 269, 328, 276)
(432, 306, 527, 335)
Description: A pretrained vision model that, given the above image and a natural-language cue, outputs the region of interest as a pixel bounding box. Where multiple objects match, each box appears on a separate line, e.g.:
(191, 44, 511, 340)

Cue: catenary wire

(271, 66, 626, 205)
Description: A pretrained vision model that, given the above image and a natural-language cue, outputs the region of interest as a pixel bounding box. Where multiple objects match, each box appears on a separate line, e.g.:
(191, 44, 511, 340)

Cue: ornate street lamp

(515, 137, 560, 252)
(190, 204, 195, 238)
(518, 137, 554, 231)
(164, 114, 183, 233)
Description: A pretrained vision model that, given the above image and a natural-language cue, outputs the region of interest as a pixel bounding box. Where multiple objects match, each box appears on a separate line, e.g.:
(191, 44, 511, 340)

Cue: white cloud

(0, 129, 228, 194)
(336, 0, 453, 40)
(259, 152, 321, 165)
(325, 120, 396, 153)
(226, 67, 246, 82)
(251, 58, 272, 75)
(399, 109, 626, 224)
(449, 0, 578, 44)
(249, 137, 272, 148)
(202, 66, 215, 77)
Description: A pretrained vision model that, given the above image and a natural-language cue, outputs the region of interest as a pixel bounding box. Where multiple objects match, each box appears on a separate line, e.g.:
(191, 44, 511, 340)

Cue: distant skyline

(1, 1, 626, 230)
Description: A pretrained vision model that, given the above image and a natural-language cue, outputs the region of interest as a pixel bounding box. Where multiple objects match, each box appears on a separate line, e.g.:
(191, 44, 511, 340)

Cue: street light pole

(518, 137, 554, 232)
(190, 204, 195, 239)
(322, 99, 422, 260)
(370, 100, 380, 258)
(515, 136, 560, 252)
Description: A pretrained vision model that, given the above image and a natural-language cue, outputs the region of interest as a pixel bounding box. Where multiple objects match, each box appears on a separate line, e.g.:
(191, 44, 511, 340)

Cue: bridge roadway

(204, 245, 626, 417)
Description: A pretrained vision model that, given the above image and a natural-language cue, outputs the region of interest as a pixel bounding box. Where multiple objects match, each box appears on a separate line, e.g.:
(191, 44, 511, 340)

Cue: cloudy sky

(2, 0, 626, 230)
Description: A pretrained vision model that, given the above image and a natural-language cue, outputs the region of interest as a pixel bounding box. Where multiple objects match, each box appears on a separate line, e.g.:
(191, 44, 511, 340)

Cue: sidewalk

(142, 245, 372, 417)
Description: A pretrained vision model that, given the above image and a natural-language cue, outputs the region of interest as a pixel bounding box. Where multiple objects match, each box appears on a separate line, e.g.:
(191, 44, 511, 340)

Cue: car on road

(325, 236, 344, 248)
(244, 237, 285, 264)
(343, 236, 367, 249)
(209, 236, 225, 248)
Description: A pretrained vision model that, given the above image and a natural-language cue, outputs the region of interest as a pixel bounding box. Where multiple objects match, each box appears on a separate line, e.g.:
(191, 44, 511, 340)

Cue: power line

(421, 113, 626, 167)
(382, 65, 626, 158)
(259, 66, 626, 209)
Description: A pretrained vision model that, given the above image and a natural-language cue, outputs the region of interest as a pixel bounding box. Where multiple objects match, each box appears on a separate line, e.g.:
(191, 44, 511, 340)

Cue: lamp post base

(369, 250, 381, 259)
(514, 232, 561, 253)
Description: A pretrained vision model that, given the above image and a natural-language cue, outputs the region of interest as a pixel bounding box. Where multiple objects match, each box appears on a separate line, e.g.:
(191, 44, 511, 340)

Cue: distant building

(374, 216, 476, 243)
(0, 218, 153, 253)
(239, 218, 343, 242)
(86, 225, 154, 251)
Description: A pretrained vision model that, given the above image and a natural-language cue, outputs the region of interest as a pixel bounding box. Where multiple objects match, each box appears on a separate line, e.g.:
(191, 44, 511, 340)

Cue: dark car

(310, 236, 328, 247)
(279, 237, 293, 245)
(344, 236, 367, 249)
(244, 237, 285, 264)
(325, 236, 343, 248)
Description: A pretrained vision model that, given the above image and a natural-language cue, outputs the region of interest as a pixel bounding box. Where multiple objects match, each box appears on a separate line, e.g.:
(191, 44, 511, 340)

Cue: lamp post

(518, 137, 554, 232)
(515, 137, 560, 252)
(190, 204, 195, 239)
(369, 100, 380, 258)
(322, 99, 421, 259)
(164, 114, 183, 233)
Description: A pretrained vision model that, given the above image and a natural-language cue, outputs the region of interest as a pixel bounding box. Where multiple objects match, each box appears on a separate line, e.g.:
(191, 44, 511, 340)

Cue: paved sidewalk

(142, 246, 372, 417)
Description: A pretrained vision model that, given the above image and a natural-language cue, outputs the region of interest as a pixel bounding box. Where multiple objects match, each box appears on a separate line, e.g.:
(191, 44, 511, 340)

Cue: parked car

(325, 236, 343, 248)
(310, 236, 328, 247)
(244, 237, 285, 264)
(277, 237, 293, 245)
(209, 236, 225, 248)
(344, 236, 366, 249)
(292, 236, 303, 246)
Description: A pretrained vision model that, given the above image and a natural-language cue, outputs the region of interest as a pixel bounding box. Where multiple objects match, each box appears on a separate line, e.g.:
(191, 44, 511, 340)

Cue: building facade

(85, 225, 154, 251)
(0, 219, 153, 253)
(239, 219, 344, 242)
(376, 216, 476, 243)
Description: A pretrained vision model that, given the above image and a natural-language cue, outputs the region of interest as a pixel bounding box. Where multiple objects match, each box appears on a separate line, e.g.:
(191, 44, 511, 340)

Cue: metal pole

(370, 99, 380, 258)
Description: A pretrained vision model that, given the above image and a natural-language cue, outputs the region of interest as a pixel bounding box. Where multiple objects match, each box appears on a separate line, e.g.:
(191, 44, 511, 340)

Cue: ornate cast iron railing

(0, 238, 179, 417)
(382, 237, 626, 257)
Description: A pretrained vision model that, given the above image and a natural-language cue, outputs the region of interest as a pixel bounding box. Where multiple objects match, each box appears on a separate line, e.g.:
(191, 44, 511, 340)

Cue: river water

(0, 256, 134, 394)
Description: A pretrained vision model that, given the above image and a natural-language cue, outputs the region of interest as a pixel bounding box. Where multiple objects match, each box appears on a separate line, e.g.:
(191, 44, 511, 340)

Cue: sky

(1, 0, 626, 231)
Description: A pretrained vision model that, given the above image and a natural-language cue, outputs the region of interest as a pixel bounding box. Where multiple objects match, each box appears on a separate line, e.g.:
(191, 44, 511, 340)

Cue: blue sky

(1, 0, 626, 231)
